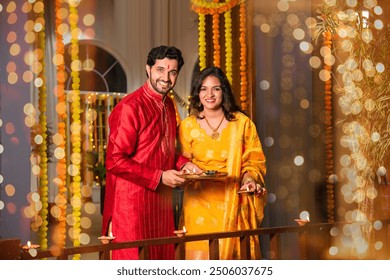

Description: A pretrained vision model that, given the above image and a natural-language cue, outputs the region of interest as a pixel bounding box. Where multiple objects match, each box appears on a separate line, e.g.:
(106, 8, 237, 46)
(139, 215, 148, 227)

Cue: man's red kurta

(102, 83, 188, 260)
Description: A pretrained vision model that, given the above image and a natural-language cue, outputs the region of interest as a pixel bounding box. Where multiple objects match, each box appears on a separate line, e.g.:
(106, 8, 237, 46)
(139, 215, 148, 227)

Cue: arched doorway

(64, 42, 127, 214)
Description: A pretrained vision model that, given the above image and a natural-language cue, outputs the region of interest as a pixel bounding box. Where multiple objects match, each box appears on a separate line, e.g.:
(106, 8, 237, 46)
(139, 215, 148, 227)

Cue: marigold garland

(54, 0, 67, 249)
(239, 1, 248, 111)
(191, 0, 238, 15)
(224, 10, 233, 83)
(192, 0, 247, 108)
(212, 11, 220, 67)
(35, 0, 49, 251)
(198, 13, 207, 70)
(69, 2, 82, 260)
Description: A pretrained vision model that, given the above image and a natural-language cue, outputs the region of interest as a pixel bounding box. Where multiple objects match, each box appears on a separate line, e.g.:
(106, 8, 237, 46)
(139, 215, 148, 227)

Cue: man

(102, 45, 199, 260)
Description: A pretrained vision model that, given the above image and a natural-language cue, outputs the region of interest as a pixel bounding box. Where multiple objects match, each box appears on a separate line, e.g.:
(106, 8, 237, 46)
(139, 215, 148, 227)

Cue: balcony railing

(1, 220, 389, 260)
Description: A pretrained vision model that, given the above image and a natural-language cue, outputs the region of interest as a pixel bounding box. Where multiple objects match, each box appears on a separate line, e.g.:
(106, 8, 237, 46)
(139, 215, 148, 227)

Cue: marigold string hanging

(68, 2, 82, 260)
(191, 0, 243, 104)
(54, 0, 68, 249)
(34, 0, 49, 251)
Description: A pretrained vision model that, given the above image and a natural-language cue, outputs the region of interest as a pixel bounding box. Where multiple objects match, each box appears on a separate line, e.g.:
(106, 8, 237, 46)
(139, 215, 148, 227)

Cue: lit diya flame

(22, 241, 40, 251)
(294, 215, 310, 226)
(174, 226, 187, 237)
(98, 232, 116, 244)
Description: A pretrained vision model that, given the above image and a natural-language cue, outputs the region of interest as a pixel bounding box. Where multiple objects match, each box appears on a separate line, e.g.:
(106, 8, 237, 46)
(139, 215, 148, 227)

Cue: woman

(178, 66, 267, 259)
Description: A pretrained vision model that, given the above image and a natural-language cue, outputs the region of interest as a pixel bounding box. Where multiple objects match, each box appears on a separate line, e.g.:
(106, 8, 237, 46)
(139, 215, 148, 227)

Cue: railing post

(269, 233, 281, 260)
(240, 235, 251, 260)
(139, 246, 149, 260)
(175, 240, 186, 260)
(209, 239, 220, 260)
(99, 248, 111, 260)
(298, 231, 307, 260)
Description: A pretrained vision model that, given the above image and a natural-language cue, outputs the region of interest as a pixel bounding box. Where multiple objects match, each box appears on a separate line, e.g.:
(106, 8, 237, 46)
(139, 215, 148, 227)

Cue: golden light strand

(69, 2, 82, 259)
(54, 0, 67, 249)
(239, 0, 248, 111)
(323, 31, 334, 223)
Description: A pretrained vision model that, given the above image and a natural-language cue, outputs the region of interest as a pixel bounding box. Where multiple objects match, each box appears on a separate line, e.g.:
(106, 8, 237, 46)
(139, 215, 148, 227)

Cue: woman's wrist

(241, 176, 255, 185)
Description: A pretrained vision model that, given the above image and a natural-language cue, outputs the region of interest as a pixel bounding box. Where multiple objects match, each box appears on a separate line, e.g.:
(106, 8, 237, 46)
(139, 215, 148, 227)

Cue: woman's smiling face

(199, 75, 223, 111)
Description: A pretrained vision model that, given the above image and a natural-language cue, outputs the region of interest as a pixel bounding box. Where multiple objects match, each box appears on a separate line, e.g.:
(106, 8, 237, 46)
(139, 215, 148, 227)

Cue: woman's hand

(181, 162, 203, 175)
(240, 177, 266, 196)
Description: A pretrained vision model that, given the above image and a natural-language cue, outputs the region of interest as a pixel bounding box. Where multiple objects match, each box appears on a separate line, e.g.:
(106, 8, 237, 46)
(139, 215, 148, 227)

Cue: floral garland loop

(191, 0, 239, 15)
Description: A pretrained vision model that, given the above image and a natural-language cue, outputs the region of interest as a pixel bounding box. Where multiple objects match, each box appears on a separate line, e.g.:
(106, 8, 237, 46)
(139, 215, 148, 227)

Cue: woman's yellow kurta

(178, 112, 266, 260)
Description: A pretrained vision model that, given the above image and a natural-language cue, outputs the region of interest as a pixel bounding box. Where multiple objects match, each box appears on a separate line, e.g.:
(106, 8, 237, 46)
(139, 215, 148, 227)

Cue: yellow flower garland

(34, 0, 49, 251)
(198, 13, 206, 70)
(69, 2, 82, 260)
(224, 9, 233, 83)
(191, 0, 238, 14)
(239, 1, 248, 111)
(54, 0, 67, 249)
(192, 0, 246, 108)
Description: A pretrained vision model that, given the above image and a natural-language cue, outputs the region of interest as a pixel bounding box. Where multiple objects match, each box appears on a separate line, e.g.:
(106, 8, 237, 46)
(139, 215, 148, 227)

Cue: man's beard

(150, 76, 172, 95)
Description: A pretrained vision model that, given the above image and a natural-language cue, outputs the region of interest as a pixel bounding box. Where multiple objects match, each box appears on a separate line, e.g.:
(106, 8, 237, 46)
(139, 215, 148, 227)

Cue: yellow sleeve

(178, 118, 193, 160)
(241, 118, 267, 187)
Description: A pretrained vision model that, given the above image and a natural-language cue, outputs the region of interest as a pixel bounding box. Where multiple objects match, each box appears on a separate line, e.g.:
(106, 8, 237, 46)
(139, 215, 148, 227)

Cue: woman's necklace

(204, 115, 225, 139)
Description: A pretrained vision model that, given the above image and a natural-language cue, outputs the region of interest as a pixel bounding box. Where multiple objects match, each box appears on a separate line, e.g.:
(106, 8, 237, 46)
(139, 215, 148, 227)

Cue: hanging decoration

(53, 0, 68, 250)
(212, 2, 220, 67)
(314, 0, 390, 257)
(238, 0, 248, 111)
(68, 1, 82, 260)
(33, 0, 49, 251)
(323, 30, 335, 223)
(191, 0, 246, 107)
(224, 9, 233, 83)
(198, 13, 207, 71)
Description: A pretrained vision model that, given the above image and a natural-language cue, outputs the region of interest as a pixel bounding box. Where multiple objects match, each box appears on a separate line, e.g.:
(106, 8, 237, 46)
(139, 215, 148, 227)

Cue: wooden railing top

(1, 220, 388, 260)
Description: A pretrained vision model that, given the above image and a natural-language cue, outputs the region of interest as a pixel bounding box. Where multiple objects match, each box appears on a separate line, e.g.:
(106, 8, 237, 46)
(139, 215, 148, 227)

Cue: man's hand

(161, 169, 186, 188)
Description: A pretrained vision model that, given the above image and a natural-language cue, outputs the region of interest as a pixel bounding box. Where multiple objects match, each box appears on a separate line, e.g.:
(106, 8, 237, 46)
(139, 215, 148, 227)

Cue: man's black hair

(146, 45, 184, 71)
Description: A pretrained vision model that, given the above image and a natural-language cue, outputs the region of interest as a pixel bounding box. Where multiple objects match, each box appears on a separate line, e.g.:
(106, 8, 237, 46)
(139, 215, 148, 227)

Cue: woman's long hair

(189, 66, 241, 121)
